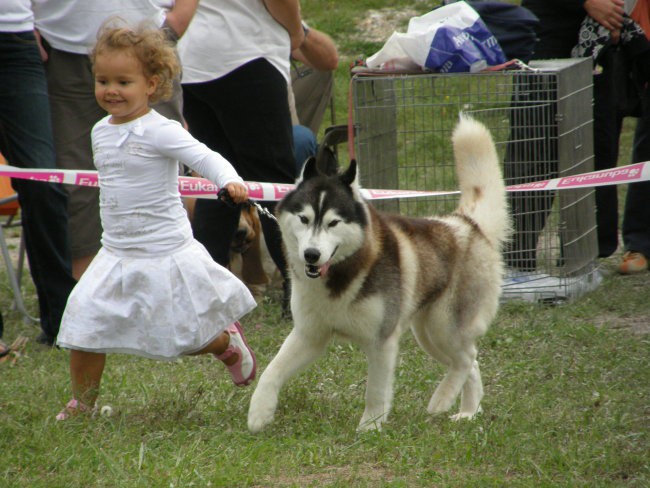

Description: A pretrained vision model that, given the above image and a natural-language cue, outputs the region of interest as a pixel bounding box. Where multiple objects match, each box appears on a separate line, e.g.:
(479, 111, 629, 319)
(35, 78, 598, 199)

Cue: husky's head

(277, 158, 368, 279)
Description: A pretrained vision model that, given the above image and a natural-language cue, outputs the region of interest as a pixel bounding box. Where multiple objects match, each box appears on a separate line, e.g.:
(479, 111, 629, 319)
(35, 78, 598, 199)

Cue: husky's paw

(450, 405, 482, 422)
(357, 419, 383, 432)
(247, 404, 276, 433)
(247, 389, 278, 433)
(357, 411, 386, 432)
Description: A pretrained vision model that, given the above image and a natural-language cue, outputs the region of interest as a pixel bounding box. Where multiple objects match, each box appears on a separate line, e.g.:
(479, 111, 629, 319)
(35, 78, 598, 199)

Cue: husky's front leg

(248, 328, 328, 433)
(357, 336, 399, 432)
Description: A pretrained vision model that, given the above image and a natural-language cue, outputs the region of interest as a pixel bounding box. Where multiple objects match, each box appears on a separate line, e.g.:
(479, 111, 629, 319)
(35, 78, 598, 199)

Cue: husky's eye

(328, 219, 340, 228)
(299, 215, 309, 225)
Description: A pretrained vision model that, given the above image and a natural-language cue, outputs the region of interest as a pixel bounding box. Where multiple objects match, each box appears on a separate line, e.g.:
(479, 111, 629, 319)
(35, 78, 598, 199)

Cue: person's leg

(293, 124, 318, 173)
(69, 349, 106, 407)
(292, 68, 334, 134)
(56, 349, 106, 419)
(0, 32, 76, 343)
(44, 47, 105, 278)
(183, 59, 296, 275)
(191, 322, 256, 386)
(620, 90, 650, 270)
(503, 74, 558, 271)
(182, 84, 241, 266)
(592, 54, 624, 258)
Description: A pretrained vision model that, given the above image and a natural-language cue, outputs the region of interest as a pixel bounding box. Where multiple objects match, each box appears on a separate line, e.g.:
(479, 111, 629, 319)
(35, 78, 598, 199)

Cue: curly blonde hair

(91, 20, 180, 104)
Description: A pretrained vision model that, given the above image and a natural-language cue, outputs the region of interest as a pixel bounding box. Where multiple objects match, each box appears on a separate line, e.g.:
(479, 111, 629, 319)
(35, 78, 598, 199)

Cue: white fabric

(57, 109, 256, 359)
(93, 110, 242, 255)
(32, 0, 173, 54)
(0, 0, 34, 32)
(57, 243, 256, 360)
(176, 0, 291, 84)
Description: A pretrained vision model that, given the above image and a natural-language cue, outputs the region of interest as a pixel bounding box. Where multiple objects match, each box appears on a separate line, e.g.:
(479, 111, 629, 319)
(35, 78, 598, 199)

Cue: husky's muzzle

(303, 247, 336, 278)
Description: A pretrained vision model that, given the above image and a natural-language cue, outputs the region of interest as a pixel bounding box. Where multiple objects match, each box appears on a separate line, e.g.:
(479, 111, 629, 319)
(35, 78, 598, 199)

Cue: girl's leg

(192, 330, 230, 357)
(57, 349, 106, 420)
(191, 322, 256, 386)
(70, 349, 106, 406)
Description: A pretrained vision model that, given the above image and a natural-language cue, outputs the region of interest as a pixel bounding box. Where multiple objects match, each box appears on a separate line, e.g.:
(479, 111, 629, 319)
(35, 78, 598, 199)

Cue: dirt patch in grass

(255, 463, 397, 487)
(593, 313, 650, 335)
(354, 8, 419, 43)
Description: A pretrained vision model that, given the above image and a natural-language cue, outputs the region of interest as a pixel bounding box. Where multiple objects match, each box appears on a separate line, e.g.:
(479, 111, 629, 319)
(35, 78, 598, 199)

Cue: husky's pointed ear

(339, 160, 363, 200)
(339, 159, 358, 187)
(296, 156, 319, 184)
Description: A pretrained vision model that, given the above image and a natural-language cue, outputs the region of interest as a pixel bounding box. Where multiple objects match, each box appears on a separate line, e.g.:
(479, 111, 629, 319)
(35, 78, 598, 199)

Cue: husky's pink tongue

(320, 261, 331, 277)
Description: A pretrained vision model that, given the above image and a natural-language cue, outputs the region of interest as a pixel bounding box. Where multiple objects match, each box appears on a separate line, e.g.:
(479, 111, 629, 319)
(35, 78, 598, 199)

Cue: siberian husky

(248, 115, 510, 432)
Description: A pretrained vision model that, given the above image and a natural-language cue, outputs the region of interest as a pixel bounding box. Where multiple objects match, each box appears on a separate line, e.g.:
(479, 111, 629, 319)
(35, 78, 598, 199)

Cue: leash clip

(217, 188, 277, 222)
(251, 201, 278, 223)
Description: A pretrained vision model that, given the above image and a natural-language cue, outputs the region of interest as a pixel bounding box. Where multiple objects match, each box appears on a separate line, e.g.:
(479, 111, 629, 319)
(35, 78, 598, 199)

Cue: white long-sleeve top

(92, 109, 243, 256)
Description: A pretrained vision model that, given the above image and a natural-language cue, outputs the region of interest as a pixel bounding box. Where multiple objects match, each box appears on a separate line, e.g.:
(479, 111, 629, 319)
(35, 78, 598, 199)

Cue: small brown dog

(184, 198, 279, 300)
(230, 203, 272, 299)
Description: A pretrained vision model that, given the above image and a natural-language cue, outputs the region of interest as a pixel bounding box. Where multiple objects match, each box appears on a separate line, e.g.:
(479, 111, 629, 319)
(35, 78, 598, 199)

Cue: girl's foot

(216, 322, 256, 386)
(56, 398, 95, 421)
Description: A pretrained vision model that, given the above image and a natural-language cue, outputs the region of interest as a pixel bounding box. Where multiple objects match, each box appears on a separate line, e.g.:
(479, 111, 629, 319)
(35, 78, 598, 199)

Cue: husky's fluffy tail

(452, 114, 510, 249)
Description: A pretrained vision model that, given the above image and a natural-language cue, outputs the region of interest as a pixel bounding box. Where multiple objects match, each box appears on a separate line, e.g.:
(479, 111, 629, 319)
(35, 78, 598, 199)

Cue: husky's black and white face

(277, 159, 368, 279)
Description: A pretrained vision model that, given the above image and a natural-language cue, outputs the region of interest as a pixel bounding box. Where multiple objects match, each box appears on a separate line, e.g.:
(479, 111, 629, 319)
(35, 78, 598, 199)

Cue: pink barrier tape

(1, 161, 649, 201)
(0, 165, 458, 201)
(507, 162, 650, 192)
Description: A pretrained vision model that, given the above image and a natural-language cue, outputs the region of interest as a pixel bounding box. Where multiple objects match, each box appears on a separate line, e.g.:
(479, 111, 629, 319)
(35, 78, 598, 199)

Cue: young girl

(55, 24, 258, 420)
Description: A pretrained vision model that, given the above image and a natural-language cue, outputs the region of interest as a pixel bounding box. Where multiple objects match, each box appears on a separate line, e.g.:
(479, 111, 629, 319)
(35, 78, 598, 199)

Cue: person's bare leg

(191, 324, 257, 386)
(190, 331, 238, 365)
(70, 349, 106, 407)
(72, 253, 96, 280)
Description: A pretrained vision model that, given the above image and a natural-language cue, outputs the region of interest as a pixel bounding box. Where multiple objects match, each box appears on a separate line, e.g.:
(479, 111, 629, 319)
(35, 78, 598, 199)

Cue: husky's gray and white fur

(248, 115, 510, 432)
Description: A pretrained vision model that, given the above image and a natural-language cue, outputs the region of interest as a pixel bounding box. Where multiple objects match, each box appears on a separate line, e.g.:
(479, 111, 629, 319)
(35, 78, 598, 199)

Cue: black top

(522, 0, 586, 58)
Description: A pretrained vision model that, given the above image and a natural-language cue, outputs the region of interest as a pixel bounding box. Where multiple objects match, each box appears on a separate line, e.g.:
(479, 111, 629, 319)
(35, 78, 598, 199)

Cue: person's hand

(34, 29, 48, 62)
(584, 0, 625, 32)
(222, 182, 249, 205)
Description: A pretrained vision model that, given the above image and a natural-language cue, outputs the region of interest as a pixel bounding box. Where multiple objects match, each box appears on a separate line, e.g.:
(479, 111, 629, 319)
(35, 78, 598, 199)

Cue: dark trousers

(182, 58, 296, 273)
(592, 50, 650, 258)
(621, 98, 650, 258)
(0, 31, 76, 340)
(504, 73, 558, 271)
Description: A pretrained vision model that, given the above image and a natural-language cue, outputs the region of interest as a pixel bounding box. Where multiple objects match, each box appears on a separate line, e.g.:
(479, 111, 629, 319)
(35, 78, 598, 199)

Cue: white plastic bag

(366, 1, 506, 73)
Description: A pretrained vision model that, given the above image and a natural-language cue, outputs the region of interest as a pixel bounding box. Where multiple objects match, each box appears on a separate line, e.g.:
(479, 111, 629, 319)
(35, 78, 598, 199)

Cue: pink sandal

(216, 321, 256, 386)
(56, 398, 95, 421)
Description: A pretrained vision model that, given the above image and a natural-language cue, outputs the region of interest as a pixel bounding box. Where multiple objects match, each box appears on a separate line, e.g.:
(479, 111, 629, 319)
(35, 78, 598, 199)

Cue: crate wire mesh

(352, 58, 601, 303)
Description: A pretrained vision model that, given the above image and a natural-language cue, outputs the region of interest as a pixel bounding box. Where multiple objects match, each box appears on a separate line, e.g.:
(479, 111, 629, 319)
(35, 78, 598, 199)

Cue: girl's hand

(224, 182, 248, 205)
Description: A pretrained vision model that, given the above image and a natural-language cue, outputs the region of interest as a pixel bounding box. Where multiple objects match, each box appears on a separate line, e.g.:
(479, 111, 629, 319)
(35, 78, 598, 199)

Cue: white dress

(56, 110, 256, 360)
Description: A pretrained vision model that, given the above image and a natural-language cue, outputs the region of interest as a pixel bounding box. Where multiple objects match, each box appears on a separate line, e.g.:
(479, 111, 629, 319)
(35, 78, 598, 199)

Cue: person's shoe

(36, 332, 55, 346)
(618, 251, 648, 274)
(56, 398, 95, 421)
(216, 322, 256, 386)
(0, 340, 9, 359)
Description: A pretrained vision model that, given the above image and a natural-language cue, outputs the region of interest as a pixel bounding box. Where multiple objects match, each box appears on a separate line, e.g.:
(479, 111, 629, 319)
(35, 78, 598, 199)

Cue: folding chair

(0, 151, 39, 324)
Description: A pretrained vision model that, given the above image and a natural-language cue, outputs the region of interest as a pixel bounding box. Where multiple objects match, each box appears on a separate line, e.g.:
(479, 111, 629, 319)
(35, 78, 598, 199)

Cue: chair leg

(0, 226, 39, 324)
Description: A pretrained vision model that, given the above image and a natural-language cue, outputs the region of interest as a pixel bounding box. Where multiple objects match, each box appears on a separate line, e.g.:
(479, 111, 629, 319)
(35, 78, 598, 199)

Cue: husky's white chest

(290, 275, 393, 345)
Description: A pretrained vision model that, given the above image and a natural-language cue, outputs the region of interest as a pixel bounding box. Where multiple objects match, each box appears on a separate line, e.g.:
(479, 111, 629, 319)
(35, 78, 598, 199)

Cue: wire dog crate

(352, 58, 601, 303)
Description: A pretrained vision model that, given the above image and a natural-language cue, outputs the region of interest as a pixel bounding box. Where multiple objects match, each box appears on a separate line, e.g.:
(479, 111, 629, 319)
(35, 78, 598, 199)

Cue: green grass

(1, 257, 649, 487)
(2, 2, 649, 486)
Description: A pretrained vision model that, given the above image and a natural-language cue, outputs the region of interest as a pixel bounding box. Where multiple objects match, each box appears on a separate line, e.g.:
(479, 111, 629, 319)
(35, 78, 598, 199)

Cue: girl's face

(94, 49, 157, 124)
